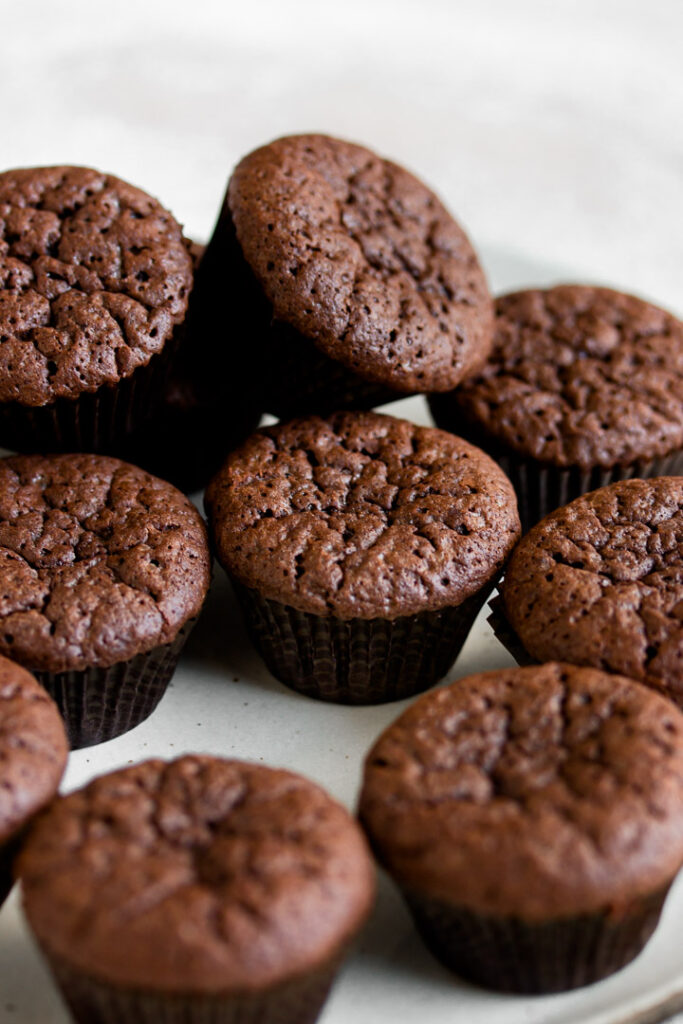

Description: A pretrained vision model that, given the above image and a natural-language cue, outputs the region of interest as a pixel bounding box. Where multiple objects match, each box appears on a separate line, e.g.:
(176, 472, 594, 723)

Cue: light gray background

(0, 1, 682, 1021)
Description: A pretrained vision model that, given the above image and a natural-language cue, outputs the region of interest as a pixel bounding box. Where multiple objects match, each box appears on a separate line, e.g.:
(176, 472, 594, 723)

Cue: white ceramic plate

(1, 393, 683, 1024)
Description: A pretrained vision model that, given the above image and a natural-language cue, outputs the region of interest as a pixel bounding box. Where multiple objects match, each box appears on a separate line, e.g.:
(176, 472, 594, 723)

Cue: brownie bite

(18, 755, 375, 1024)
(360, 663, 683, 992)
(0, 453, 211, 747)
(196, 134, 493, 417)
(0, 166, 193, 453)
(497, 476, 683, 706)
(429, 286, 683, 529)
(0, 656, 68, 906)
(205, 410, 520, 703)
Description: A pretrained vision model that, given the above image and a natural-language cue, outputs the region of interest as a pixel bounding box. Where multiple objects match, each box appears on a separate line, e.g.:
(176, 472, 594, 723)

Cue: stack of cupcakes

(1, 131, 682, 1023)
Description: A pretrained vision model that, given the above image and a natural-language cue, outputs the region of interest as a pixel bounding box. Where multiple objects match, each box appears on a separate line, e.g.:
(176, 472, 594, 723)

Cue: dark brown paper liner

(198, 207, 405, 419)
(428, 395, 683, 533)
(487, 595, 537, 667)
(0, 340, 177, 457)
(32, 618, 196, 750)
(492, 452, 683, 535)
(43, 952, 339, 1024)
(0, 843, 15, 907)
(401, 884, 669, 994)
(231, 580, 492, 704)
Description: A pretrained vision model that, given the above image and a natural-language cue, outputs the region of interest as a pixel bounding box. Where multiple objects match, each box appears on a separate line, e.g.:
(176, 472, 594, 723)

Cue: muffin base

(45, 954, 340, 1024)
(231, 580, 491, 704)
(33, 618, 196, 750)
(0, 341, 176, 457)
(428, 396, 683, 532)
(403, 885, 669, 994)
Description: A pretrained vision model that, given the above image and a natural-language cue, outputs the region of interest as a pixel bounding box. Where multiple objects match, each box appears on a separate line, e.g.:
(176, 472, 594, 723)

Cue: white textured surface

(1, 1, 682, 1021)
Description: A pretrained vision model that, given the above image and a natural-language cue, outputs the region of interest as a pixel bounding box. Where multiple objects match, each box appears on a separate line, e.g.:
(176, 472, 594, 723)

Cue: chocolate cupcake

(496, 476, 683, 708)
(121, 242, 262, 493)
(0, 655, 68, 906)
(359, 662, 683, 993)
(196, 134, 493, 418)
(0, 166, 193, 453)
(0, 453, 211, 748)
(18, 755, 375, 1024)
(429, 286, 683, 530)
(205, 410, 520, 704)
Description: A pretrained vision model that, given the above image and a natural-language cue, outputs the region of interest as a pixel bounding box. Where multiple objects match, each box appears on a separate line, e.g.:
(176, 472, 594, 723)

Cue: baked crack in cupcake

(360, 663, 683, 993)
(429, 286, 683, 530)
(18, 755, 375, 1024)
(496, 476, 683, 707)
(195, 134, 493, 417)
(205, 411, 520, 703)
(0, 166, 193, 453)
(0, 453, 211, 747)
(0, 655, 67, 906)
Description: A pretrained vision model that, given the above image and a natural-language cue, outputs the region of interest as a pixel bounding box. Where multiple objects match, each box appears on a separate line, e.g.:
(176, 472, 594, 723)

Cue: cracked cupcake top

(443, 286, 683, 469)
(359, 663, 683, 918)
(0, 454, 211, 672)
(501, 477, 683, 705)
(227, 134, 493, 393)
(0, 656, 68, 846)
(18, 755, 375, 992)
(205, 411, 520, 619)
(0, 166, 193, 405)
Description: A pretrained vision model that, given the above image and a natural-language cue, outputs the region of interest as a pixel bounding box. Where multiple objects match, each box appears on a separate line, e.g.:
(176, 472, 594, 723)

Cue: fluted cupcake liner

(402, 884, 669, 994)
(0, 842, 15, 907)
(33, 618, 196, 750)
(0, 340, 177, 457)
(493, 450, 683, 535)
(231, 580, 492, 704)
(45, 953, 339, 1024)
(487, 595, 536, 667)
(427, 396, 683, 533)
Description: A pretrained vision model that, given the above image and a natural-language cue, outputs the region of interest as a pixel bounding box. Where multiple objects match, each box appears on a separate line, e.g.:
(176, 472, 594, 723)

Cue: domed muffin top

(449, 286, 683, 469)
(227, 134, 493, 393)
(19, 755, 375, 993)
(205, 411, 520, 620)
(501, 476, 683, 705)
(0, 166, 193, 405)
(0, 454, 211, 672)
(360, 662, 683, 918)
(0, 655, 67, 846)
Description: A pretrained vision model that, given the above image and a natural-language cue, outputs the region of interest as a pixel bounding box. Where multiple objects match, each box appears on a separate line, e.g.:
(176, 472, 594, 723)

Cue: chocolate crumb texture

(360, 662, 683, 919)
(225, 134, 494, 395)
(501, 477, 683, 705)
(206, 410, 521, 620)
(0, 166, 193, 405)
(18, 755, 375, 994)
(0, 453, 211, 673)
(439, 286, 683, 469)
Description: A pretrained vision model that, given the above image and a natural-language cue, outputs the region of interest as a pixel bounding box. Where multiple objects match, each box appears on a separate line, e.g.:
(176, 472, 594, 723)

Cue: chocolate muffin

(0, 453, 211, 747)
(0, 166, 193, 453)
(196, 134, 493, 417)
(205, 410, 520, 703)
(0, 655, 68, 906)
(18, 755, 375, 1024)
(429, 286, 683, 530)
(121, 243, 262, 493)
(359, 662, 683, 993)
(496, 476, 683, 707)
